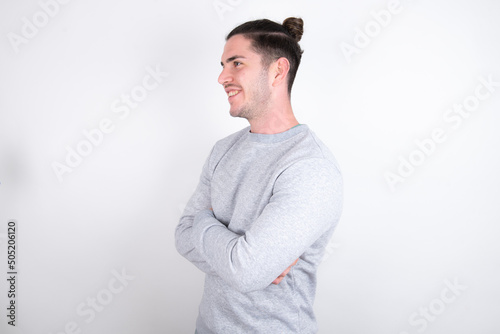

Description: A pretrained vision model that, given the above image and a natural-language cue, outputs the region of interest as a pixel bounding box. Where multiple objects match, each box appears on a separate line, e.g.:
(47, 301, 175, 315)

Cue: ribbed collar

(246, 124, 308, 143)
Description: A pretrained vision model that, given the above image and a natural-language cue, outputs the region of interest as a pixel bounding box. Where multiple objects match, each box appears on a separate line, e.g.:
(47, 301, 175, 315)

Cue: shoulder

(204, 126, 250, 170)
(214, 126, 250, 150)
(284, 125, 342, 176)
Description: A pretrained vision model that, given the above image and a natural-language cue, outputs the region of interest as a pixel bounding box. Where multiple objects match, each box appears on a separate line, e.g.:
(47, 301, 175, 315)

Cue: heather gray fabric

(175, 125, 343, 334)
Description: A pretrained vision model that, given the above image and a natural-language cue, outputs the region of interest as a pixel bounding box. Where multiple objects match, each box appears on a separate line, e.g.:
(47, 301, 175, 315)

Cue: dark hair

(226, 17, 304, 95)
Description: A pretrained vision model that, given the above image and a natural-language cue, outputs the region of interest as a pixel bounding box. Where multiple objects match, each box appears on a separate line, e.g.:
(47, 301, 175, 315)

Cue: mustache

(224, 84, 242, 90)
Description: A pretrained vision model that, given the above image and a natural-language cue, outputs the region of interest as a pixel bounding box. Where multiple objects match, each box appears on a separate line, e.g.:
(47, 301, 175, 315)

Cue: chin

(229, 107, 243, 118)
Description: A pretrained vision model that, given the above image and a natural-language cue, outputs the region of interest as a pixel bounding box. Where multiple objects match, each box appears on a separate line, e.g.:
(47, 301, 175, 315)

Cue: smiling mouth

(228, 90, 240, 97)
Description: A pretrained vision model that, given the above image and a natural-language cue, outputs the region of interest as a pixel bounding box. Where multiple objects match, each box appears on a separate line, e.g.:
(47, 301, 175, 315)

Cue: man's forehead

(221, 35, 256, 62)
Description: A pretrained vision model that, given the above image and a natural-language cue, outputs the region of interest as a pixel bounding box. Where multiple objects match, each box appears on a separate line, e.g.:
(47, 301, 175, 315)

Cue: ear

(271, 57, 290, 88)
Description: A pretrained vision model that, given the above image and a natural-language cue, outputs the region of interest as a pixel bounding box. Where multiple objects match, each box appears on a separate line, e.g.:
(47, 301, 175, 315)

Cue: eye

(234, 61, 242, 67)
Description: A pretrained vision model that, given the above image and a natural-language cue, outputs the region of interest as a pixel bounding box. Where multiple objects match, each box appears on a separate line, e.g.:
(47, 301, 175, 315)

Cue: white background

(1, 0, 499, 333)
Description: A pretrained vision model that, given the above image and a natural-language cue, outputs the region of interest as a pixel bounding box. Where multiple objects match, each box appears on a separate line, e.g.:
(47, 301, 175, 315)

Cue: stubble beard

(231, 70, 271, 121)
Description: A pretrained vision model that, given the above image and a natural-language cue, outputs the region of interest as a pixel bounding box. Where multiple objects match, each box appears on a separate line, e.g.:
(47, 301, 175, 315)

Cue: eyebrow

(220, 55, 246, 67)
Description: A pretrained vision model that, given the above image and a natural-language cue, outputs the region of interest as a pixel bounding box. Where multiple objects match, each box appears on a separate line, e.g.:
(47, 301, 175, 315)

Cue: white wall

(1, 0, 499, 333)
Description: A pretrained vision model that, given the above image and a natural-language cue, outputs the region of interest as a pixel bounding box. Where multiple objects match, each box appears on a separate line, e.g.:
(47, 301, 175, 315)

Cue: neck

(248, 101, 299, 135)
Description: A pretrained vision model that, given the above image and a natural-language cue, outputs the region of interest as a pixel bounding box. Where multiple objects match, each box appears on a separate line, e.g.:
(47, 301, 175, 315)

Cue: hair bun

(282, 17, 304, 42)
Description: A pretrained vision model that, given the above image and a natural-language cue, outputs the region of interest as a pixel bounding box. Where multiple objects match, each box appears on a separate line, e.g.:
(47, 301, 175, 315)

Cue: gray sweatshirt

(175, 124, 343, 333)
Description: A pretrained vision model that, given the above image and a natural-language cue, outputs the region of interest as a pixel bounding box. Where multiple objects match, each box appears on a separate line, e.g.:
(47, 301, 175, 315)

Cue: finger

(272, 277, 283, 285)
(281, 267, 291, 277)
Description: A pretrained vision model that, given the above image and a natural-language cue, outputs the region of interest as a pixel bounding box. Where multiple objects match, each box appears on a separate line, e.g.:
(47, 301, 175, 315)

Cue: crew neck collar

(247, 124, 307, 143)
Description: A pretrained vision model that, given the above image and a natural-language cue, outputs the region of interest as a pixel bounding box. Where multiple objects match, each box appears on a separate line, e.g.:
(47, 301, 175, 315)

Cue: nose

(218, 66, 232, 86)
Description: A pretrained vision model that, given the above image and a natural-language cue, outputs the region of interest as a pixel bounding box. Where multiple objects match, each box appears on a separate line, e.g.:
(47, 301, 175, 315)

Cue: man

(175, 17, 343, 333)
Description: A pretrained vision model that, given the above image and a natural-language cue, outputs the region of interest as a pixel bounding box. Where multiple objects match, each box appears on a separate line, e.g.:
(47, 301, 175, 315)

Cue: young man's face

(218, 34, 272, 120)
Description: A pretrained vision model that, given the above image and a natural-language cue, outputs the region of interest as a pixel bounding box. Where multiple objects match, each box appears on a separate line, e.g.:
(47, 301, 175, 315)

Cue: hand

(272, 258, 299, 285)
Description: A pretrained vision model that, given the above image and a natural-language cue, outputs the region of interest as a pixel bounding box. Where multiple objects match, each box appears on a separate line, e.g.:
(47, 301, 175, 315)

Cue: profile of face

(218, 35, 272, 120)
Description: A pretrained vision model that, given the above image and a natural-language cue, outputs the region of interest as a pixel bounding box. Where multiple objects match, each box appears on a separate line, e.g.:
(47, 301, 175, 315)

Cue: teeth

(228, 91, 239, 97)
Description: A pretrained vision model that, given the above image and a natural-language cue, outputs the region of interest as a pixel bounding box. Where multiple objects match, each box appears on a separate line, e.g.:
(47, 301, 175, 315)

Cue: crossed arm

(208, 206, 299, 285)
(175, 156, 342, 293)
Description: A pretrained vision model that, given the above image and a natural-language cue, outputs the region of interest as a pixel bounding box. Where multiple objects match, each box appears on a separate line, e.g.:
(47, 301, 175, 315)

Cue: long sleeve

(175, 149, 217, 275)
(192, 158, 343, 293)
